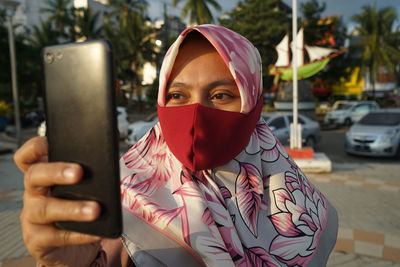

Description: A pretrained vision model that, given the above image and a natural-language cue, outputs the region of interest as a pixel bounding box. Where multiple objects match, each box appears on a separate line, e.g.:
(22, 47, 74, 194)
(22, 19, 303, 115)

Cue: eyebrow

(168, 78, 237, 89)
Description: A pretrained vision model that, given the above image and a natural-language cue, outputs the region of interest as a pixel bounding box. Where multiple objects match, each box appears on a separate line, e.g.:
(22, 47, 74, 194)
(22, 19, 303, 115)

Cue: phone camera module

(44, 52, 54, 64)
(56, 52, 63, 61)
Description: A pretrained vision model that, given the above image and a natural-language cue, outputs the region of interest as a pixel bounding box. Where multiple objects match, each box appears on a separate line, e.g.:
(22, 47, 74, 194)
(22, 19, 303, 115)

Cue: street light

(0, 0, 22, 148)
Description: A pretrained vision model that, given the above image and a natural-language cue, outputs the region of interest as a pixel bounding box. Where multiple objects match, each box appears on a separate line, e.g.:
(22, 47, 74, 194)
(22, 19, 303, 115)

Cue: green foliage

(74, 7, 103, 40)
(104, 0, 157, 105)
(350, 2, 400, 90)
(300, 0, 349, 97)
(0, 8, 11, 102)
(145, 78, 159, 107)
(172, 0, 221, 25)
(40, 0, 73, 40)
(0, 101, 11, 117)
(219, 0, 291, 89)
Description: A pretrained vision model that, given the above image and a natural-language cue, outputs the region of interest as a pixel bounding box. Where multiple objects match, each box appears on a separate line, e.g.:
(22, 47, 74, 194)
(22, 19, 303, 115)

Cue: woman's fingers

(14, 136, 48, 173)
(22, 195, 101, 224)
(23, 223, 101, 251)
(24, 162, 83, 195)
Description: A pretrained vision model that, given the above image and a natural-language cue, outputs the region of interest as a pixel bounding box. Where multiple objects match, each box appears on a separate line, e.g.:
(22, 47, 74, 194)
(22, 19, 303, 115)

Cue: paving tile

(380, 185, 400, 192)
(345, 180, 363, 186)
(365, 179, 385, 185)
(1, 256, 35, 267)
(334, 239, 355, 253)
(355, 241, 383, 258)
(385, 235, 400, 249)
(354, 229, 385, 244)
(363, 183, 381, 189)
(338, 228, 354, 239)
(383, 247, 400, 263)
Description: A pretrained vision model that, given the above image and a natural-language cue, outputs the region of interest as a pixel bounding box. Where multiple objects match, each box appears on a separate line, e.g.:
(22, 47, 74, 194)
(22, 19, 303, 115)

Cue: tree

(0, 8, 11, 103)
(300, 0, 348, 100)
(40, 0, 73, 40)
(220, 0, 291, 89)
(105, 0, 156, 107)
(300, 0, 326, 45)
(351, 2, 400, 98)
(172, 0, 221, 25)
(29, 20, 58, 48)
(74, 7, 103, 41)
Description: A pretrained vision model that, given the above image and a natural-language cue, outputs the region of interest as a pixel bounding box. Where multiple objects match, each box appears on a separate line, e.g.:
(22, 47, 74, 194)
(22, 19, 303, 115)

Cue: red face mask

(158, 97, 263, 171)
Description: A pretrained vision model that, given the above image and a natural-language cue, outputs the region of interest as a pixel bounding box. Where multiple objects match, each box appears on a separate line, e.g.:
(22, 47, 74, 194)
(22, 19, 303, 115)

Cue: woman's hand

(15, 137, 102, 267)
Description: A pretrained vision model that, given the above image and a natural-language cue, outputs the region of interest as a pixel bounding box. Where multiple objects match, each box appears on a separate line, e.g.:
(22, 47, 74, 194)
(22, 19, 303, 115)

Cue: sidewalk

(0, 130, 399, 266)
(310, 162, 400, 266)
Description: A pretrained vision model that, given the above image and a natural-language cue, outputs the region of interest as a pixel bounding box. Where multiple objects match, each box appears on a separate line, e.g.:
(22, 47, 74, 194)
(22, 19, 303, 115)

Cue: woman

(15, 24, 338, 266)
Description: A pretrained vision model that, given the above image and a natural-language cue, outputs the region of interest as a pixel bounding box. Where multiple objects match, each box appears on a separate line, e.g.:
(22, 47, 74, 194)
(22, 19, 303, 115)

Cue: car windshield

(337, 103, 352, 110)
(359, 113, 400, 126)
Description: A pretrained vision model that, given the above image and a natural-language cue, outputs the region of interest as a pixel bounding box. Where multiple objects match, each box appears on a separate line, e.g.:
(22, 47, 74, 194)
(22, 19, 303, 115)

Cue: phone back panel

(43, 40, 122, 238)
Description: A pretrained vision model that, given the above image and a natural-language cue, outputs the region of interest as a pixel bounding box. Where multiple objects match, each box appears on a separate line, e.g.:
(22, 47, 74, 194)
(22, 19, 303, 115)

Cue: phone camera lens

(45, 52, 54, 64)
(56, 52, 63, 60)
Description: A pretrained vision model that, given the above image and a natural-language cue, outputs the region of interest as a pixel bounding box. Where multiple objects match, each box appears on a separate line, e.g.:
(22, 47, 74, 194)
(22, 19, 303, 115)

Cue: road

(316, 127, 399, 164)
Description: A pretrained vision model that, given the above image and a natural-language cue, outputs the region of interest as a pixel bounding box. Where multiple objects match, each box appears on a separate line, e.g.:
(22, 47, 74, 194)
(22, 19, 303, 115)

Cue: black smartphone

(42, 40, 122, 238)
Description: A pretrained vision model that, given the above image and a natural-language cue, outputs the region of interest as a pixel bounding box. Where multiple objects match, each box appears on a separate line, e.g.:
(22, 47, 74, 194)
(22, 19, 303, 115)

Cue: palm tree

(74, 7, 103, 41)
(29, 20, 58, 48)
(172, 0, 221, 25)
(105, 0, 155, 106)
(351, 2, 400, 98)
(40, 0, 72, 39)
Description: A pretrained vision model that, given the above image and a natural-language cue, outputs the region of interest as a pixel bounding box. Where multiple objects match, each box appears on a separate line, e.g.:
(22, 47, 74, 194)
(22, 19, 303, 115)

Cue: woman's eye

(168, 92, 184, 100)
(211, 93, 233, 100)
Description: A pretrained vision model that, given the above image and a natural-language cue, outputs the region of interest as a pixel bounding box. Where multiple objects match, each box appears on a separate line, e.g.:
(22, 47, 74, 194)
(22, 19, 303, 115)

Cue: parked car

(262, 112, 321, 148)
(324, 101, 379, 126)
(38, 106, 130, 139)
(345, 109, 400, 157)
(126, 112, 158, 145)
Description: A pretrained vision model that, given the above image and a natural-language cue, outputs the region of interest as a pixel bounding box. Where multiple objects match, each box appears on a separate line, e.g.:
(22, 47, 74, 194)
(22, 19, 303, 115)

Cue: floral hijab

(120, 24, 338, 266)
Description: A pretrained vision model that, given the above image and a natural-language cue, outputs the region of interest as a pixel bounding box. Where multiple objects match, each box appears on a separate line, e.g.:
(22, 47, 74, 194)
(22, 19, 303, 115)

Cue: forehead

(175, 33, 220, 66)
(170, 33, 232, 79)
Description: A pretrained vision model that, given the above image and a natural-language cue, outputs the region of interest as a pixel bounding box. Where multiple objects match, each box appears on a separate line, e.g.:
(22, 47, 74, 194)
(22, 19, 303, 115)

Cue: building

(3, 0, 50, 34)
(2, 0, 109, 35)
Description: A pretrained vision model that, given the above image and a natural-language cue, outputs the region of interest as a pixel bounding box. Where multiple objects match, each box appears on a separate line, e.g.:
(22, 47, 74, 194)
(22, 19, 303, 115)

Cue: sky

(148, 0, 400, 31)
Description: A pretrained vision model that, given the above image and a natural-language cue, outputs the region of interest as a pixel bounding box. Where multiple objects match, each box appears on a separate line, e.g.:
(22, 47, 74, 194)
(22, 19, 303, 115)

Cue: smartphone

(42, 40, 122, 238)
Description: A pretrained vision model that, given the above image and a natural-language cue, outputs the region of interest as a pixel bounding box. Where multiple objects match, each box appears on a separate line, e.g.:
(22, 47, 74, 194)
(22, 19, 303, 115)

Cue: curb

(295, 152, 332, 173)
(334, 227, 400, 263)
(308, 174, 400, 193)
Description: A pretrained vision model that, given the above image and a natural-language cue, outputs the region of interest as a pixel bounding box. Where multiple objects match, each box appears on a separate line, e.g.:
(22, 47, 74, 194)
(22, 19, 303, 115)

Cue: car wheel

(344, 118, 352, 126)
(305, 136, 316, 148)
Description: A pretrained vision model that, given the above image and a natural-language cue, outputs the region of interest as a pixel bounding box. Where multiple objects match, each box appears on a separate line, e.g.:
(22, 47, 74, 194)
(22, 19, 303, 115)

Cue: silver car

(262, 113, 322, 148)
(345, 109, 400, 157)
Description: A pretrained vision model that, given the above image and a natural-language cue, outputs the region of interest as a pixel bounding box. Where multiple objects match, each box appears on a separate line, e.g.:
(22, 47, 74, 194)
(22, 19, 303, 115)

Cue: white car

(126, 113, 158, 145)
(38, 106, 130, 139)
(117, 106, 129, 139)
(324, 101, 379, 126)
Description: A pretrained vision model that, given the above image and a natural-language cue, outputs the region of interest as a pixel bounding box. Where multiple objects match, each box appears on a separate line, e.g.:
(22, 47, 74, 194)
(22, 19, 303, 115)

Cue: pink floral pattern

(235, 162, 263, 237)
(121, 24, 336, 267)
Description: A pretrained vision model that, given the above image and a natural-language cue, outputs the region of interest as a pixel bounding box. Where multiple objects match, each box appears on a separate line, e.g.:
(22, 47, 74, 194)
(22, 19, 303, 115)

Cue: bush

(0, 101, 11, 118)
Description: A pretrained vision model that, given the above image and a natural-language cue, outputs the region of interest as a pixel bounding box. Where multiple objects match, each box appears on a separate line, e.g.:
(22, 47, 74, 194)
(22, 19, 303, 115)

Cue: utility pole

(1, 0, 22, 148)
(290, 0, 301, 149)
